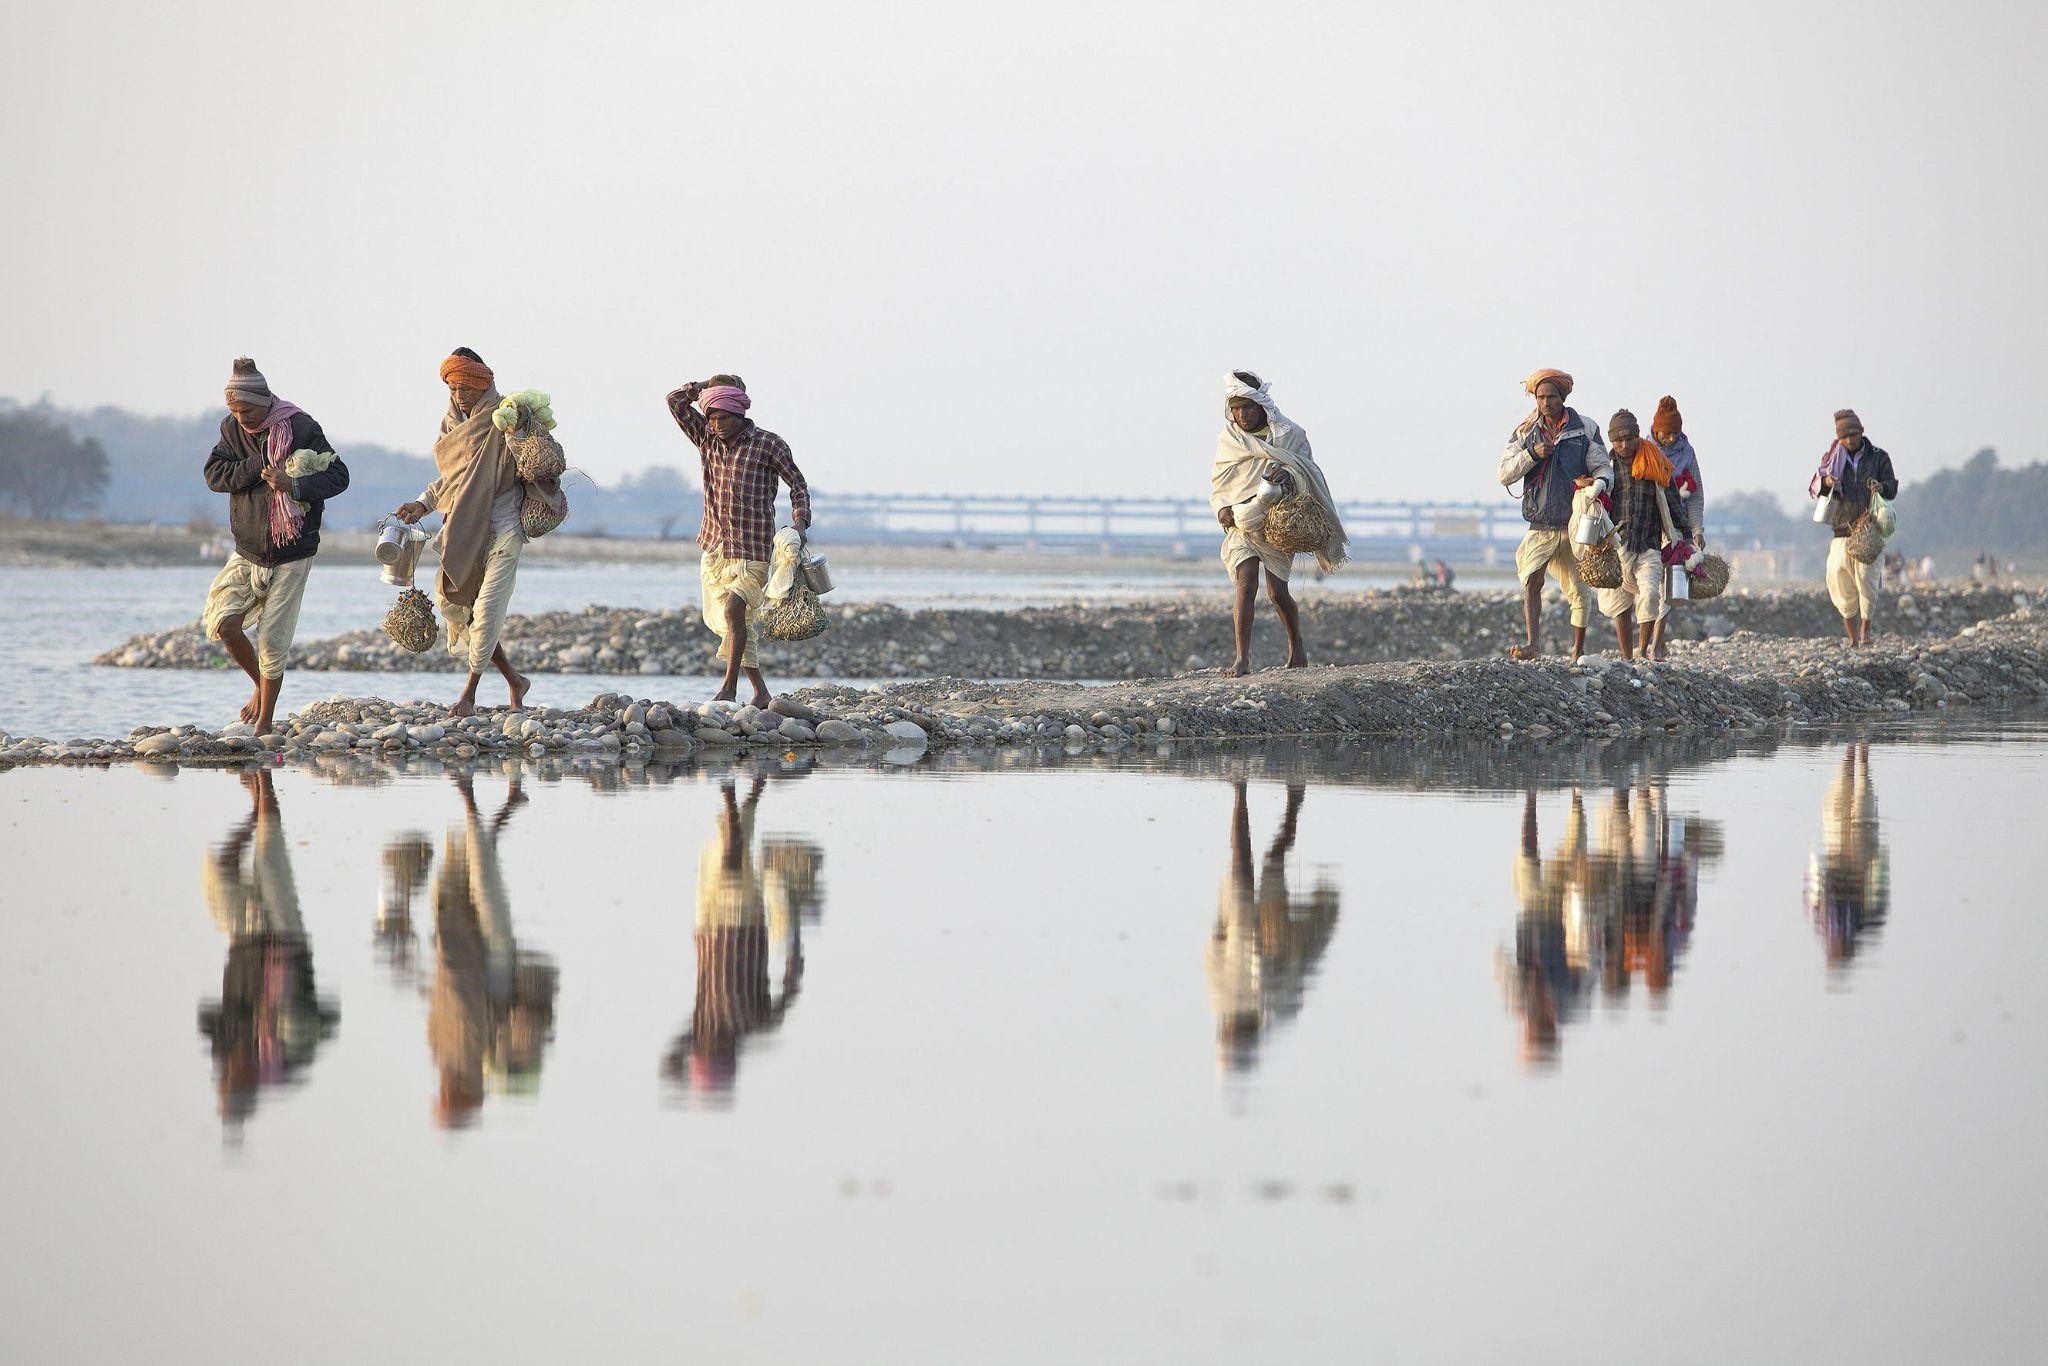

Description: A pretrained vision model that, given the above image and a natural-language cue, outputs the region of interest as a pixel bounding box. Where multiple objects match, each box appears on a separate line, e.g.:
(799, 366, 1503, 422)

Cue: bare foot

(240, 692, 262, 724)
(710, 686, 738, 703)
(1507, 644, 1536, 661)
(508, 672, 531, 709)
(448, 695, 477, 718)
(749, 689, 772, 708)
(1224, 659, 1251, 678)
(1283, 653, 1308, 669)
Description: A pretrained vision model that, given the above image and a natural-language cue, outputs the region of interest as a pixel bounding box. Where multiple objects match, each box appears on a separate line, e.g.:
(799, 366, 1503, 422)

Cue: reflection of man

(665, 776, 808, 1100)
(376, 831, 433, 984)
(1502, 789, 1593, 1066)
(427, 774, 558, 1128)
(1502, 784, 1720, 1065)
(1806, 743, 1890, 969)
(1207, 781, 1340, 1074)
(196, 770, 338, 1130)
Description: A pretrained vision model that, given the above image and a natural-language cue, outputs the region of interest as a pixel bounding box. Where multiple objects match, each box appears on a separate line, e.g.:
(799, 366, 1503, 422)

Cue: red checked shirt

(667, 391, 812, 562)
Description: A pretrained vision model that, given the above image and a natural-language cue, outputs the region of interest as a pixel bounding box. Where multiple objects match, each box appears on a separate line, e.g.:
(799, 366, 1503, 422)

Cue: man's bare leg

(1265, 569, 1306, 668)
(1841, 615, 1860, 647)
(1613, 610, 1636, 659)
(1226, 559, 1259, 676)
(1855, 617, 1873, 647)
(1569, 624, 1586, 662)
(255, 674, 284, 734)
(492, 644, 530, 709)
(1637, 620, 1656, 659)
(449, 672, 482, 718)
(742, 667, 771, 710)
(216, 613, 264, 723)
(712, 595, 749, 702)
(1512, 572, 1544, 659)
(1650, 616, 1669, 660)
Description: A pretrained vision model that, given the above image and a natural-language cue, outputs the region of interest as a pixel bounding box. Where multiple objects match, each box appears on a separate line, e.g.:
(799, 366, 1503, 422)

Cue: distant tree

(0, 409, 110, 518)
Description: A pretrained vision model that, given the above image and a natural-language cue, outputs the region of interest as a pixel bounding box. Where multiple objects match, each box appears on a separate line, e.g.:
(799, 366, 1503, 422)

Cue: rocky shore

(94, 584, 2028, 678)
(10, 596, 2043, 769)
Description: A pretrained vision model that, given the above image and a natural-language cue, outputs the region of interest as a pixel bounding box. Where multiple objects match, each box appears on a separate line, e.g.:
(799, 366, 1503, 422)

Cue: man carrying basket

(1808, 408, 1898, 648)
(1210, 371, 1347, 677)
(667, 376, 813, 706)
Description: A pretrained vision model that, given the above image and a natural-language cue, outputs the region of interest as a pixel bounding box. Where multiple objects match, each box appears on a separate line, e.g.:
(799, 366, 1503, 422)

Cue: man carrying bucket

(1498, 369, 1611, 661)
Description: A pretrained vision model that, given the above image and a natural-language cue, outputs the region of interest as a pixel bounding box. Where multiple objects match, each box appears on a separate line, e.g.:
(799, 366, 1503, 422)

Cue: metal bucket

(376, 520, 430, 588)
(1573, 512, 1608, 546)
(802, 554, 835, 595)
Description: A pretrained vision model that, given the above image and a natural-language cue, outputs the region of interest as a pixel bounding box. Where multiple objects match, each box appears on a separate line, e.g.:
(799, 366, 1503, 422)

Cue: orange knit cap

(1524, 368, 1572, 398)
(438, 352, 495, 390)
(1651, 395, 1683, 439)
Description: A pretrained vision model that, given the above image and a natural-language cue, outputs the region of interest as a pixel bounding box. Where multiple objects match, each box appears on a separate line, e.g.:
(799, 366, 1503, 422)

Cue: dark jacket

(204, 412, 350, 566)
(1610, 442, 1676, 555)
(1498, 408, 1615, 531)
(1819, 442, 1897, 538)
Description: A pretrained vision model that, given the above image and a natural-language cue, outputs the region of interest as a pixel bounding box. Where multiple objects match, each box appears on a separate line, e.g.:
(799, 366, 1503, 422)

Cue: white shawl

(1209, 375, 1348, 572)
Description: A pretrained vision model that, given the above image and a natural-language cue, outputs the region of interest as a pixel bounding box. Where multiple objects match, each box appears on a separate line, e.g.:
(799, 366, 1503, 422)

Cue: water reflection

(1806, 742, 1891, 972)
(426, 774, 560, 1127)
(1500, 784, 1720, 1067)
(195, 769, 339, 1131)
(1207, 781, 1341, 1074)
(376, 831, 433, 985)
(663, 774, 819, 1102)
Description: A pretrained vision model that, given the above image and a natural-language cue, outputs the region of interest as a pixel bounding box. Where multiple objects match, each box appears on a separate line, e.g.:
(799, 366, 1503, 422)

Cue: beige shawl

(427, 388, 518, 621)
(1210, 377, 1348, 573)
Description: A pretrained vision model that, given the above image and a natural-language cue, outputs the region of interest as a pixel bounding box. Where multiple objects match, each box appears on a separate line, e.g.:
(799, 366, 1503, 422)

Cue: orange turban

(1524, 368, 1572, 398)
(1651, 395, 1683, 439)
(439, 353, 495, 390)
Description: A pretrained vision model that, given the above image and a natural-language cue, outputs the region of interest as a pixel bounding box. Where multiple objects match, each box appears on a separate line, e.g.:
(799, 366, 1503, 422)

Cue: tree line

(0, 408, 109, 518)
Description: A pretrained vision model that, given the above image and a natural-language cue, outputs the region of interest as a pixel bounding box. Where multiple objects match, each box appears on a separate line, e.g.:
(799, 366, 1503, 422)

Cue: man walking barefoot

(1209, 371, 1347, 676)
(1808, 409, 1898, 648)
(202, 357, 350, 734)
(666, 376, 812, 706)
(394, 348, 531, 716)
(1498, 369, 1611, 660)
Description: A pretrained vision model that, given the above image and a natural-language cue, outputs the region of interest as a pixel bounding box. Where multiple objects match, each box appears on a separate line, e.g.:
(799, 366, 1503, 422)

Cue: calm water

(0, 560, 1407, 739)
(2, 723, 2043, 1363)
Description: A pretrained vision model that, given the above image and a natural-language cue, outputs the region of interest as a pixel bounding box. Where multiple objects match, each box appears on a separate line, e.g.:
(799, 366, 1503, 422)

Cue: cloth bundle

(283, 447, 336, 517)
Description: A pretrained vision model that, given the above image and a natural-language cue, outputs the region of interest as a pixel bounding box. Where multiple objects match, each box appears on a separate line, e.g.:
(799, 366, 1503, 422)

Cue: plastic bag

(1869, 488, 1898, 537)
(765, 527, 807, 600)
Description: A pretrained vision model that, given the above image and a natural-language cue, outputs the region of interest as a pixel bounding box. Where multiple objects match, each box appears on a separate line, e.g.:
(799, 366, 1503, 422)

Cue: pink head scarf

(700, 385, 751, 416)
(239, 397, 309, 547)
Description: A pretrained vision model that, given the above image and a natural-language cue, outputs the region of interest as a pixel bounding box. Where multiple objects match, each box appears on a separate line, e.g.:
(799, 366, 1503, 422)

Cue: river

(1, 720, 2042, 1362)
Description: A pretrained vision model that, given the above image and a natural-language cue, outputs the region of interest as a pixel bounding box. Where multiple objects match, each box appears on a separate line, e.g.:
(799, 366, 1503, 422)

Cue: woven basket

(1845, 514, 1886, 564)
(760, 586, 828, 641)
(1689, 553, 1731, 600)
(383, 587, 440, 653)
(1575, 539, 1624, 589)
(520, 479, 568, 538)
(506, 414, 566, 484)
(1263, 492, 1333, 555)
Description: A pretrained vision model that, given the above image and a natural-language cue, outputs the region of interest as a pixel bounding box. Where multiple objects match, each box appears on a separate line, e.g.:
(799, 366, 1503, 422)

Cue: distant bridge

(805, 491, 1752, 563)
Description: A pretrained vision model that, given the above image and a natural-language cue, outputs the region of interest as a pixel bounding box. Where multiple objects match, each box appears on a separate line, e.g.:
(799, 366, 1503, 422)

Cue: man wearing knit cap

(1598, 410, 1679, 659)
(1498, 369, 1612, 660)
(202, 357, 350, 734)
(666, 376, 812, 706)
(1647, 396, 1706, 660)
(1807, 409, 1898, 646)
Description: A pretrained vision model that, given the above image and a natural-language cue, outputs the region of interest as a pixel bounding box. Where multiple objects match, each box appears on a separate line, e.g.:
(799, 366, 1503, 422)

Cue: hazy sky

(4, 1, 2043, 505)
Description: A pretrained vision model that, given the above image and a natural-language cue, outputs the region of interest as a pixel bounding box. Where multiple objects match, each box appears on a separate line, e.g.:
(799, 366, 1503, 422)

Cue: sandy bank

(13, 603, 2045, 768)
